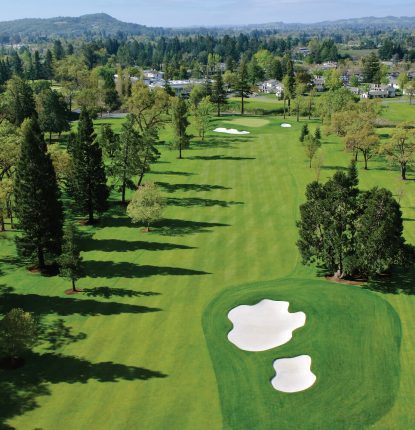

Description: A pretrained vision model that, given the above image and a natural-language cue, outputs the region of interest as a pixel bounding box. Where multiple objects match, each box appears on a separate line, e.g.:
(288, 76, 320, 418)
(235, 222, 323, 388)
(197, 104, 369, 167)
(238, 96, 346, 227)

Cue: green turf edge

(202, 277, 402, 430)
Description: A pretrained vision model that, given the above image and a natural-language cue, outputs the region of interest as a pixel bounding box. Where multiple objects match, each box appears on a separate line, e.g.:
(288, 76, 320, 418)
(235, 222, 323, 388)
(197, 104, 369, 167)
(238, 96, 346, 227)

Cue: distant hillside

(238, 16, 415, 31)
(0, 13, 164, 39)
(0, 13, 415, 41)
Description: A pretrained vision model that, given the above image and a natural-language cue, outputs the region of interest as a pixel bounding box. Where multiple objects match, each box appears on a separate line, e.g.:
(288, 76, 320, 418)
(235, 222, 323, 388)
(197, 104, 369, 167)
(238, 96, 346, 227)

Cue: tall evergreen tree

(69, 109, 109, 224)
(211, 71, 228, 117)
(59, 222, 83, 292)
(14, 118, 63, 269)
(235, 57, 252, 115)
(2, 77, 36, 126)
(171, 97, 190, 159)
(43, 50, 54, 81)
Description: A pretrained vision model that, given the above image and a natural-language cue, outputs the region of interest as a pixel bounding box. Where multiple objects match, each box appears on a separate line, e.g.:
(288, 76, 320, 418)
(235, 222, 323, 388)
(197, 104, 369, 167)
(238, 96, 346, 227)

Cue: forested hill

(0, 13, 165, 39)
(1, 13, 415, 41)
(236, 16, 415, 32)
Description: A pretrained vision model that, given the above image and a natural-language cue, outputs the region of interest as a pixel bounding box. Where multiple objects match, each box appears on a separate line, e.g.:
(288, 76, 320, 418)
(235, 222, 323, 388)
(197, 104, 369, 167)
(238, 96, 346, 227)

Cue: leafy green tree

(380, 123, 415, 180)
(59, 222, 83, 292)
(211, 71, 228, 117)
(98, 124, 120, 159)
(0, 308, 38, 364)
(171, 97, 190, 159)
(69, 109, 109, 223)
(110, 117, 143, 204)
(43, 49, 54, 80)
(297, 162, 413, 279)
(297, 163, 359, 278)
(314, 127, 321, 140)
(362, 52, 381, 84)
(192, 96, 214, 141)
(53, 40, 65, 61)
(299, 124, 309, 142)
(1, 77, 36, 126)
(14, 118, 63, 269)
(355, 188, 413, 277)
(127, 182, 164, 232)
(36, 89, 70, 143)
(304, 134, 321, 168)
(10, 51, 23, 77)
(247, 56, 264, 84)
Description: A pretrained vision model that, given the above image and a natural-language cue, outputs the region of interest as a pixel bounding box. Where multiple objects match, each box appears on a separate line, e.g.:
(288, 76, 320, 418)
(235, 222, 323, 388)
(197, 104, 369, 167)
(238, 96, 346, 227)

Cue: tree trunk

(72, 278, 77, 292)
(297, 104, 300, 122)
(283, 97, 286, 119)
(0, 213, 5, 232)
(241, 94, 245, 115)
(38, 245, 45, 270)
(179, 143, 182, 159)
(49, 132, 52, 144)
(137, 171, 145, 187)
(401, 163, 407, 180)
(288, 98, 291, 116)
(217, 104, 220, 117)
(121, 181, 126, 205)
(364, 154, 368, 170)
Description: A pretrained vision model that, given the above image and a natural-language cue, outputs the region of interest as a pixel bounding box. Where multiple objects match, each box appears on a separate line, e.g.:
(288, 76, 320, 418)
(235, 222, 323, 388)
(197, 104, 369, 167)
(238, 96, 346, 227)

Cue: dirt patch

(325, 276, 365, 286)
(28, 264, 59, 277)
(64, 289, 84, 296)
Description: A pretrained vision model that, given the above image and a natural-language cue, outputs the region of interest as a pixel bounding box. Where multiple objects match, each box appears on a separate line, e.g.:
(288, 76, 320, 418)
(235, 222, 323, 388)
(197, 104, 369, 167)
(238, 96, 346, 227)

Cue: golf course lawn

(1, 110, 415, 429)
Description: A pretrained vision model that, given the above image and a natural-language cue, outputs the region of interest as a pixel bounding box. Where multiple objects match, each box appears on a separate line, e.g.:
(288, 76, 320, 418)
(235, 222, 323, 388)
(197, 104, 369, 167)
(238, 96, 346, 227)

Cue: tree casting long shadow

(155, 218, 230, 236)
(83, 261, 211, 279)
(0, 352, 167, 429)
(166, 197, 244, 208)
(0, 287, 161, 316)
(84, 287, 161, 299)
(155, 181, 230, 193)
(81, 238, 196, 252)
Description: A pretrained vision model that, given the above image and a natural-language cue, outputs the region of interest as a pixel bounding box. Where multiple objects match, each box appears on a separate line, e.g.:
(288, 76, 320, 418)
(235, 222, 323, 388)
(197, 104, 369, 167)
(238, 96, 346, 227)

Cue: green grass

(222, 117, 270, 128)
(381, 101, 415, 124)
(1, 111, 415, 429)
(203, 278, 401, 430)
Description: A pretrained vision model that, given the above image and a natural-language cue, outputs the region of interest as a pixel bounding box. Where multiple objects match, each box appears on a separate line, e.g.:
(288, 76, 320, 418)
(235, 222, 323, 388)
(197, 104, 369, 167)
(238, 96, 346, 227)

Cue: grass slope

(0, 105, 415, 429)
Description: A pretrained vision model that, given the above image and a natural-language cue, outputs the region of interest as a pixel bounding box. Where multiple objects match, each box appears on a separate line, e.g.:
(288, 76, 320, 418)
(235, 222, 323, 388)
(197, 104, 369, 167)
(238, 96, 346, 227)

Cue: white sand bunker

(281, 123, 292, 128)
(227, 299, 306, 352)
(214, 128, 250, 135)
(271, 355, 316, 393)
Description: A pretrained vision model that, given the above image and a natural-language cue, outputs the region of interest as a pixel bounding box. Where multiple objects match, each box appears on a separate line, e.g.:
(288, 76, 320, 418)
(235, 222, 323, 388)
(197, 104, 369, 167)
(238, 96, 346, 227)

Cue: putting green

(223, 117, 270, 128)
(203, 278, 401, 430)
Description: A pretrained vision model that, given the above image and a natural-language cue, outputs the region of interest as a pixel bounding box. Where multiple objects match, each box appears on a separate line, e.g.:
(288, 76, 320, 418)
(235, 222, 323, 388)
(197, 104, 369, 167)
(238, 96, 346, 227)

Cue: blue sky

(2, 0, 415, 27)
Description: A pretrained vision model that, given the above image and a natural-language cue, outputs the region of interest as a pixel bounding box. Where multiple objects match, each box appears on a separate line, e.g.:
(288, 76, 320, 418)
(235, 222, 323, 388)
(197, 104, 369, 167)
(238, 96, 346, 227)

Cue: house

(367, 84, 396, 98)
(312, 76, 325, 92)
(347, 86, 361, 96)
(321, 61, 338, 70)
(143, 70, 164, 81)
(259, 80, 283, 97)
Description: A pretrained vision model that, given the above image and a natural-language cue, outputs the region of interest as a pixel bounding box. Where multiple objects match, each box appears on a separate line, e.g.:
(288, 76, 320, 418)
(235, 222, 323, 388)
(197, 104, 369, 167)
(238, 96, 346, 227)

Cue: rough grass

(1, 111, 415, 429)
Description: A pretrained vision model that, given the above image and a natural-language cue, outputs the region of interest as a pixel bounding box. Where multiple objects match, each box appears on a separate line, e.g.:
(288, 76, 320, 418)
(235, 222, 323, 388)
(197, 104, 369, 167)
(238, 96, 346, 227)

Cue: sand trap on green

(224, 118, 270, 128)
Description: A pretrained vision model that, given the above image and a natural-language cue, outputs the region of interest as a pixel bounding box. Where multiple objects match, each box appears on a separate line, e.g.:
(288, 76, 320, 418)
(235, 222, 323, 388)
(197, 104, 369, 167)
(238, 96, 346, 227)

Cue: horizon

(1, 0, 415, 27)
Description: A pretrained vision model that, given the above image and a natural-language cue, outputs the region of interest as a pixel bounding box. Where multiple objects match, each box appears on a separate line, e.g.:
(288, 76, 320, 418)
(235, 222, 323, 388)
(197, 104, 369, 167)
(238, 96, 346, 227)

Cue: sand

(227, 299, 306, 352)
(271, 355, 316, 393)
(281, 123, 292, 128)
(213, 128, 250, 135)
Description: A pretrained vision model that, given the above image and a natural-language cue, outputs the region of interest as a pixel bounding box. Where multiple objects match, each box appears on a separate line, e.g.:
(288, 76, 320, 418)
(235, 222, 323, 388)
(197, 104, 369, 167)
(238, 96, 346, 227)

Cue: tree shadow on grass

(166, 197, 244, 208)
(84, 287, 161, 299)
(83, 261, 210, 279)
(150, 170, 195, 177)
(0, 286, 161, 316)
(155, 181, 230, 193)
(0, 352, 167, 429)
(187, 155, 256, 161)
(81, 239, 196, 252)
(155, 218, 230, 236)
(364, 267, 415, 295)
